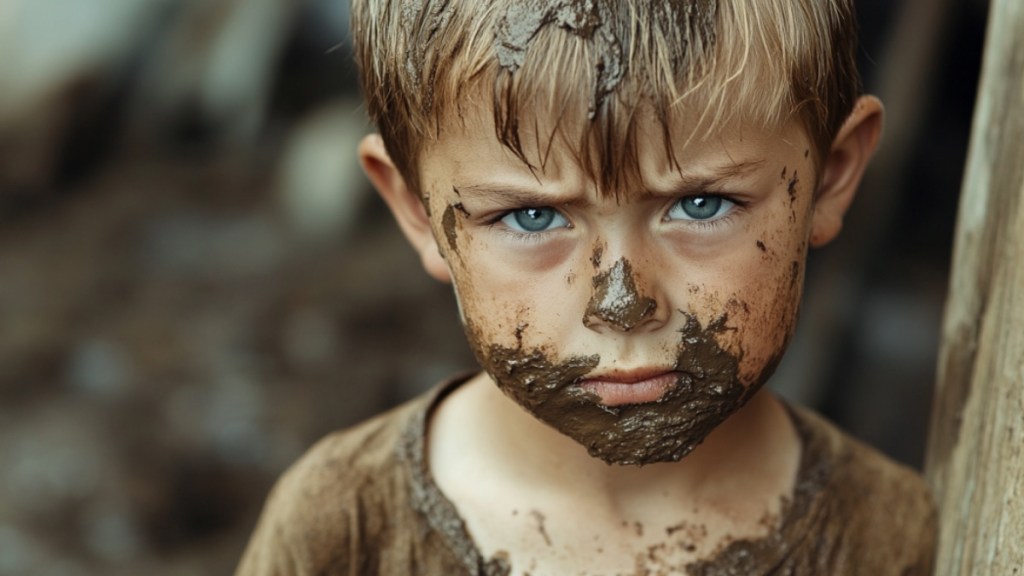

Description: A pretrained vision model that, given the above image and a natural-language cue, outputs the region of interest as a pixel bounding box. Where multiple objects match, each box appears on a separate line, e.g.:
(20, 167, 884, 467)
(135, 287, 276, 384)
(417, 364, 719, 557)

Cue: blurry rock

(275, 99, 367, 241)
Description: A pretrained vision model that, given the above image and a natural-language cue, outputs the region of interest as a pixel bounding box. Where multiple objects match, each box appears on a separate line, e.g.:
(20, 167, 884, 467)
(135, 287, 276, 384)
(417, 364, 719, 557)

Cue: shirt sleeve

(234, 448, 360, 576)
(234, 473, 340, 576)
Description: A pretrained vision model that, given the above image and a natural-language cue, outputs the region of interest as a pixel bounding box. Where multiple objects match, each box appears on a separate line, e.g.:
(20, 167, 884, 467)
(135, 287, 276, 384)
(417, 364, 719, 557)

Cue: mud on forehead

(486, 1, 721, 197)
(370, 0, 856, 197)
(414, 0, 816, 199)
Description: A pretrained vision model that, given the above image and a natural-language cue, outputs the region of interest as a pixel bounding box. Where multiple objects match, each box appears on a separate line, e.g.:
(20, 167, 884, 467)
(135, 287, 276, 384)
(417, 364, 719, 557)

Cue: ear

(358, 134, 451, 283)
(810, 95, 884, 247)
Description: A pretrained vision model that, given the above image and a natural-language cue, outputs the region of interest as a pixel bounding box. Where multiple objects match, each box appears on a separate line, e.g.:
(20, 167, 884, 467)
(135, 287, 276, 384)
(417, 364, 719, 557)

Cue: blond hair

(352, 0, 861, 196)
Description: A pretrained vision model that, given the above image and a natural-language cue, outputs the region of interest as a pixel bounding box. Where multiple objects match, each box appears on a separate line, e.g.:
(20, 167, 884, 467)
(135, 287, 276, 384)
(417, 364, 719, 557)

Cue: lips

(578, 369, 680, 406)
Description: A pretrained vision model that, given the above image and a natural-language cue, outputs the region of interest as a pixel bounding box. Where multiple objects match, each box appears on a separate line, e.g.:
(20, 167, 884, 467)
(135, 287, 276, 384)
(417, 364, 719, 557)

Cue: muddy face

(470, 312, 773, 466)
(419, 110, 818, 467)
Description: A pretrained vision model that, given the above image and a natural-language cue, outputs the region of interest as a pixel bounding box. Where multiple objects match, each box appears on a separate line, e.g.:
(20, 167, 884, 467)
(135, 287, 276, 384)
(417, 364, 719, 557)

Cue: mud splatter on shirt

(236, 376, 936, 575)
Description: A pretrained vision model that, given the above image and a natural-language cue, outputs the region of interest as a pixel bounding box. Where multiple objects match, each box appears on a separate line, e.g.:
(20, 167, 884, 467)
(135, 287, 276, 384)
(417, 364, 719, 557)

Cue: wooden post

(925, 0, 1024, 572)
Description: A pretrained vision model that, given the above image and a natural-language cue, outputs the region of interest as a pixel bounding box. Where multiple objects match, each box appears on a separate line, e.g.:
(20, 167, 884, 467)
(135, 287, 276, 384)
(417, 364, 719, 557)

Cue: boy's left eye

(500, 207, 569, 233)
(666, 195, 735, 222)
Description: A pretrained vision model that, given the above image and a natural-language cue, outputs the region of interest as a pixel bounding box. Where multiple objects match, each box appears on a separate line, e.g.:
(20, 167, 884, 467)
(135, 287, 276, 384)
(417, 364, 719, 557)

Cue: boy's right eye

(500, 207, 569, 233)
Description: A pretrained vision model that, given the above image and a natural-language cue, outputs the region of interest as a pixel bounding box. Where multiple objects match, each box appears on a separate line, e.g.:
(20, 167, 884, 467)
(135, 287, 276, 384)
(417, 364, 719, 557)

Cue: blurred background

(0, 0, 988, 573)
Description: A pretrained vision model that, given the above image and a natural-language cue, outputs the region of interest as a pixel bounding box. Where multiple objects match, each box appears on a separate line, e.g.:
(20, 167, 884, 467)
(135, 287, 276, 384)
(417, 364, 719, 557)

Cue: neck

(432, 372, 800, 514)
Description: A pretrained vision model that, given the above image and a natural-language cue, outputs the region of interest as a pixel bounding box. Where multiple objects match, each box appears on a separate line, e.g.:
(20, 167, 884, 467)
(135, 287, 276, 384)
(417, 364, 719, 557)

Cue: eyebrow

(649, 159, 766, 196)
(455, 183, 584, 207)
(455, 159, 766, 205)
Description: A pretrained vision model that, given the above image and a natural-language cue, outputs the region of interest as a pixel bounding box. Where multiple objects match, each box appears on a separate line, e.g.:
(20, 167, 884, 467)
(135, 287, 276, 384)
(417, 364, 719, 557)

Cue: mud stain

(665, 521, 707, 554)
(400, 0, 456, 101)
(590, 243, 605, 269)
(585, 258, 657, 331)
(472, 310, 772, 465)
(530, 510, 553, 546)
(452, 187, 470, 215)
(441, 187, 471, 253)
(787, 170, 799, 202)
(485, 551, 511, 576)
(494, 1, 623, 118)
(442, 204, 460, 252)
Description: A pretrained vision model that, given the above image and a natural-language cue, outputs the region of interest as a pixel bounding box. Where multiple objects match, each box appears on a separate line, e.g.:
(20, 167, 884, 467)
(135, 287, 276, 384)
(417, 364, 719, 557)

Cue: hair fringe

(352, 0, 861, 196)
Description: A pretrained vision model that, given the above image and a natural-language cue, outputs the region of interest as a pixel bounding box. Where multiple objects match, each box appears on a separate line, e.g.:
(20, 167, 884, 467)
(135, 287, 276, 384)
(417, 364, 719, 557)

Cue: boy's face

(416, 112, 818, 465)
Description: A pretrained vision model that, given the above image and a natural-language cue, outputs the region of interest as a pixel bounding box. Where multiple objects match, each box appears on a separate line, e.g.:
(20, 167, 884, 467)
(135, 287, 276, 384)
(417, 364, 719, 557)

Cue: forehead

(419, 28, 815, 199)
(422, 101, 812, 197)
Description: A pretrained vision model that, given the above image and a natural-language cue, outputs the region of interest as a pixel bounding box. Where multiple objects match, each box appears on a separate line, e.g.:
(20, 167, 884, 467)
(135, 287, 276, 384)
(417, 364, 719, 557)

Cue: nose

(583, 257, 666, 332)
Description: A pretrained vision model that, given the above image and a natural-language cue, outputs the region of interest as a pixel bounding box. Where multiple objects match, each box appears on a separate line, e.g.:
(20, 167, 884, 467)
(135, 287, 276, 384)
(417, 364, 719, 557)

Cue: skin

(421, 114, 815, 464)
(361, 96, 883, 574)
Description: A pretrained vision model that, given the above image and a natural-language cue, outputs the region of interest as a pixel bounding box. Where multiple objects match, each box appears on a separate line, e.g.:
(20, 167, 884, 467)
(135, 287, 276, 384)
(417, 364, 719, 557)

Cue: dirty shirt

(235, 376, 936, 576)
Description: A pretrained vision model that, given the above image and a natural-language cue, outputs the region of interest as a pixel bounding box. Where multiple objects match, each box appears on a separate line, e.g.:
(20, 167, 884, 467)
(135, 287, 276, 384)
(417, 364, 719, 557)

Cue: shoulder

(234, 389, 434, 575)
(277, 394, 423, 505)
(791, 405, 937, 575)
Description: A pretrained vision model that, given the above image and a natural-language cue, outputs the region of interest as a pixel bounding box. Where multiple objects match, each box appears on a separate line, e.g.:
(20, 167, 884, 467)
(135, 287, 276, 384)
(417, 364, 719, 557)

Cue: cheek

(728, 243, 807, 384)
(447, 236, 582, 348)
(446, 253, 554, 353)
(718, 204, 811, 384)
(741, 264, 803, 377)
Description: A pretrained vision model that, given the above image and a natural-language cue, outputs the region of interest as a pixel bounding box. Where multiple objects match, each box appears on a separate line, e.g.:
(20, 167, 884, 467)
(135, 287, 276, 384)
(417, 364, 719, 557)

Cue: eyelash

(663, 194, 746, 231)
(483, 194, 746, 239)
(484, 208, 571, 243)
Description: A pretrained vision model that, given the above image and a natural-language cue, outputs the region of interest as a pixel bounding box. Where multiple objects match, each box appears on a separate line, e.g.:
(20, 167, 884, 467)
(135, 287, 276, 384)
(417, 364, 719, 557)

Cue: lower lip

(578, 373, 679, 406)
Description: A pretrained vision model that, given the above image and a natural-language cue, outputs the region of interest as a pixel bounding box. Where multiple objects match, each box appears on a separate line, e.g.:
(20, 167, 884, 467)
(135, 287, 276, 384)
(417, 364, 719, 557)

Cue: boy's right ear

(358, 135, 452, 283)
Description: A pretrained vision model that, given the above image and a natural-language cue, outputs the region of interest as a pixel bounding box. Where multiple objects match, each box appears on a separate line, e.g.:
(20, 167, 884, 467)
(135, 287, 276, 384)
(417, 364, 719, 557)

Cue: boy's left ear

(810, 95, 884, 247)
(358, 134, 452, 283)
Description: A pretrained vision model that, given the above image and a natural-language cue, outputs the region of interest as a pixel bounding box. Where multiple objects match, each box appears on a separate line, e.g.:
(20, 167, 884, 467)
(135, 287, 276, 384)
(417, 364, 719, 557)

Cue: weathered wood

(925, 0, 1024, 572)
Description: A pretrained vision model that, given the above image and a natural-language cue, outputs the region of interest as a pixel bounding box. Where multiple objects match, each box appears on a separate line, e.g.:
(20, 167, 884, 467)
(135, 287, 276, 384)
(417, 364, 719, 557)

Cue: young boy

(237, 1, 937, 574)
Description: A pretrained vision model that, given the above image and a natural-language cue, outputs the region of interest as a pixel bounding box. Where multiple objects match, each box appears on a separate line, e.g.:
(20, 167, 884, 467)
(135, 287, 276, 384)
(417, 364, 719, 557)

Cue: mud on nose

(583, 257, 657, 331)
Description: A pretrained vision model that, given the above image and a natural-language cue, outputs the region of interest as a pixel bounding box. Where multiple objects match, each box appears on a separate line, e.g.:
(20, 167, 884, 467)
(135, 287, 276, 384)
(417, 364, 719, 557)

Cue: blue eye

(666, 196, 734, 222)
(500, 207, 569, 233)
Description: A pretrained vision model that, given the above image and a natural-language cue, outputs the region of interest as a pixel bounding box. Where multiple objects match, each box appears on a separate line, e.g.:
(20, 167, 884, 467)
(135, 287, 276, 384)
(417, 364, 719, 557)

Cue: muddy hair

(351, 0, 861, 197)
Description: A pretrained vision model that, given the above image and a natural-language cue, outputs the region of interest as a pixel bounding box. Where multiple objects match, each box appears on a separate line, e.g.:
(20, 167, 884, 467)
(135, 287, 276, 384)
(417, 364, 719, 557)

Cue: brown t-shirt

(235, 376, 936, 575)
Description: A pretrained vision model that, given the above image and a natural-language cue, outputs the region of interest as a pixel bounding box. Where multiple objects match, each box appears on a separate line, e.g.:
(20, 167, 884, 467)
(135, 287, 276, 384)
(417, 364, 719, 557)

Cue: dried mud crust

(468, 312, 764, 466)
(584, 258, 658, 331)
